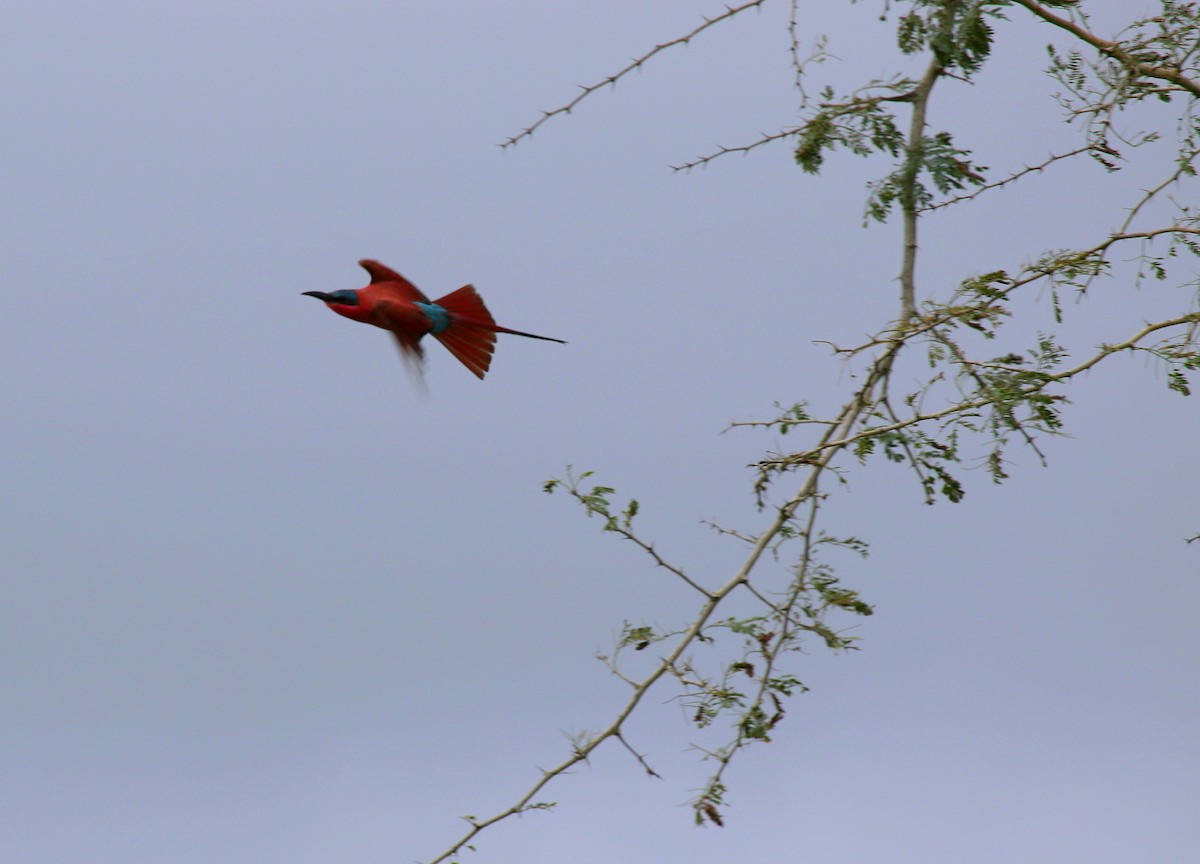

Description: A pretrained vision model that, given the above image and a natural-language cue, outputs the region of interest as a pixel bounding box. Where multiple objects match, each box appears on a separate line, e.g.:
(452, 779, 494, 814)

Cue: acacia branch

(900, 59, 944, 320)
(429, 4, 1200, 858)
(1014, 0, 1200, 97)
(424, 497, 794, 863)
(732, 223, 1200, 438)
(928, 327, 1051, 467)
(501, 1, 768, 149)
(692, 487, 826, 812)
(759, 312, 1200, 474)
(429, 336, 900, 858)
(676, 83, 918, 171)
(1078, 155, 1200, 292)
(672, 128, 801, 172)
(921, 145, 1104, 212)
(424, 582, 730, 862)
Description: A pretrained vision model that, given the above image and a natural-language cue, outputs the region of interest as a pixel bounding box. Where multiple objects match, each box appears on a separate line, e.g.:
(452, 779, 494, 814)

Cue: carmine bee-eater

(303, 259, 565, 380)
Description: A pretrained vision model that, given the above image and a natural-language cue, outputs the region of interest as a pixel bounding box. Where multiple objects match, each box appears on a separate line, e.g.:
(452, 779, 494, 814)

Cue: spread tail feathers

(432, 285, 564, 379)
(435, 327, 496, 379)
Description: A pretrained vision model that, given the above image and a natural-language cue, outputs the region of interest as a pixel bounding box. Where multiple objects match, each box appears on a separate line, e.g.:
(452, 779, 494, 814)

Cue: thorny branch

(424, 476, 774, 863)
(755, 312, 1200, 476)
(1014, 0, 1200, 98)
(672, 127, 802, 172)
(426, 3, 1200, 860)
(673, 83, 920, 171)
(500, 1, 767, 149)
(920, 144, 1109, 211)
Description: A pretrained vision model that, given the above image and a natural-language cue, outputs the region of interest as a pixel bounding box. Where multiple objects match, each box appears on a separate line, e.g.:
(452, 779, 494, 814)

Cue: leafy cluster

(896, 0, 1002, 74)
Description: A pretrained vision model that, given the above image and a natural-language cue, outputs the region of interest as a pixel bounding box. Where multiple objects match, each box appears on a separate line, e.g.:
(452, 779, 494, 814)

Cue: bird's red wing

(371, 297, 431, 334)
(358, 259, 430, 303)
(372, 298, 431, 382)
(388, 330, 426, 368)
(387, 331, 431, 388)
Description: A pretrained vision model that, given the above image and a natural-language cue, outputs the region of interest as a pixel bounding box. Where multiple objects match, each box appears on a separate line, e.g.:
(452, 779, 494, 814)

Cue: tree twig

(501, 1, 768, 149)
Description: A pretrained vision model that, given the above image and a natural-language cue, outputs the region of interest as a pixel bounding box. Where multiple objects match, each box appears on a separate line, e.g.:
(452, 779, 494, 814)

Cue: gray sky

(3, 2, 1197, 863)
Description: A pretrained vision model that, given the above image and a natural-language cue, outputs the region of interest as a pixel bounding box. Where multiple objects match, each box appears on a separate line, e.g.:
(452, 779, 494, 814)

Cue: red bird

(303, 260, 565, 379)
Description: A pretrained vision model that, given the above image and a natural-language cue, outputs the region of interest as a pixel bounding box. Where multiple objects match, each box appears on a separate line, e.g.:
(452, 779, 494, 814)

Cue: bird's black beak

(302, 291, 333, 302)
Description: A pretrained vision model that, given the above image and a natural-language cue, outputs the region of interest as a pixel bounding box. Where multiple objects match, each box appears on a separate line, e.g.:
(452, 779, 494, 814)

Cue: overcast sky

(3, 2, 1198, 863)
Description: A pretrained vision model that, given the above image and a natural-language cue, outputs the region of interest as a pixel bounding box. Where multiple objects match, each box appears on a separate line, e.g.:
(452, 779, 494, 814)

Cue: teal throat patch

(415, 302, 450, 334)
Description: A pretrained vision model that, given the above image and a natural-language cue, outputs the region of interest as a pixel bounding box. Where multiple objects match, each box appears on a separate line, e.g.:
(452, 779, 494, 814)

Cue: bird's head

(302, 289, 359, 306)
(303, 288, 371, 323)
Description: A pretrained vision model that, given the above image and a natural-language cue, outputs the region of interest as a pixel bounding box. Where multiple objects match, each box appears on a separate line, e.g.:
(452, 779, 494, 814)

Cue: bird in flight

(303, 260, 565, 380)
